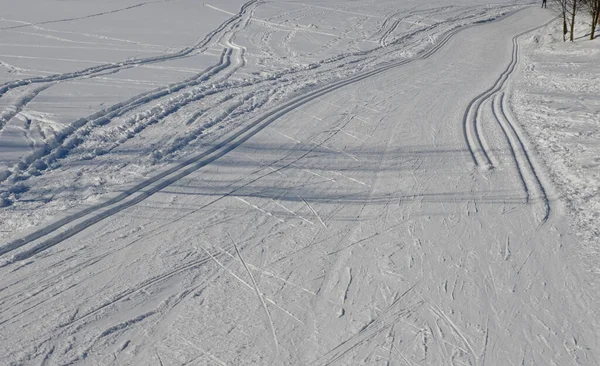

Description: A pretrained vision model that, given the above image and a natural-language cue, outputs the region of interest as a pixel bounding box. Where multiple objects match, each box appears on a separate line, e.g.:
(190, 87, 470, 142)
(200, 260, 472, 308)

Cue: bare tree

(555, 0, 570, 41)
(587, 0, 600, 39)
(569, 0, 578, 41)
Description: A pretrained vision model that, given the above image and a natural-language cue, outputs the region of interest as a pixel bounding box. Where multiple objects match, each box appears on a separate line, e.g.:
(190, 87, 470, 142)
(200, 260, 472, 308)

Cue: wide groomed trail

(0, 4, 598, 366)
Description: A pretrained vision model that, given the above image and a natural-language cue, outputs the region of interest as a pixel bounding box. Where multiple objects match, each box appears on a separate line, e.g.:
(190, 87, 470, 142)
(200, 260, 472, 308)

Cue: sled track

(0, 10, 524, 265)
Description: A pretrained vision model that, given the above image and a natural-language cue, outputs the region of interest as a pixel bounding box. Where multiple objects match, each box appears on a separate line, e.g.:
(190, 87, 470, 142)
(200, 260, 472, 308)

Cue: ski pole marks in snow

(0, 10, 503, 262)
(2, 3, 596, 366)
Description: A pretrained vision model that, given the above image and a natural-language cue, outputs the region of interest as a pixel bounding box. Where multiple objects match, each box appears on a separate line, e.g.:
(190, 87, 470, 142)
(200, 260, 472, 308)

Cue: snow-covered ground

(512, 17, 600, 286)
(0, 1, 599, 365)
(0, 0, 523, 235)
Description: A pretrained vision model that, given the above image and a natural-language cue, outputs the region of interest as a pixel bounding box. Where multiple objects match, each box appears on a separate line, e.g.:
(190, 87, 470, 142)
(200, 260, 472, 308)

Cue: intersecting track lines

(0, 1, 262, 180)
(0, 0, 260, 100)
(231, 233, 280, 364)
(314, 281, 421, 365)
(0, 12, 520, 264)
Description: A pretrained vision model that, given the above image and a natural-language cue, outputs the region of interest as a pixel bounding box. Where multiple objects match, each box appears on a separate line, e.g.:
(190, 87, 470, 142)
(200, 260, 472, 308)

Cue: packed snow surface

(512, 19, 600, 287)
(0, 0, 599, 365)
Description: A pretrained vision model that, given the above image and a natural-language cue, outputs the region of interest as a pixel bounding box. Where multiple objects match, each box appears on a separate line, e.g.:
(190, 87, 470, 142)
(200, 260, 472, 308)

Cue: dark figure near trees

(542, 0, 547, 8)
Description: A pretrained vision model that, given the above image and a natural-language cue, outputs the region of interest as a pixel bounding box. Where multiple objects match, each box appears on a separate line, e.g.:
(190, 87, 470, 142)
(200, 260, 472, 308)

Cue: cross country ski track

(462, 17, 556, 223)
(0, 2, 517, 192)
(0, 0, 261, 185)
(0, 8, 524, 265)
(0, 2, 518, 137)
(2, 4, 597, 366)
(0, 0, 260, 100)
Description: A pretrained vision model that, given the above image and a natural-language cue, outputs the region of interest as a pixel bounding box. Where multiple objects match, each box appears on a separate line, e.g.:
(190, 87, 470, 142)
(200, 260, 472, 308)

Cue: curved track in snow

(0, 4, 598, 366)
(0, 8, 522, 264)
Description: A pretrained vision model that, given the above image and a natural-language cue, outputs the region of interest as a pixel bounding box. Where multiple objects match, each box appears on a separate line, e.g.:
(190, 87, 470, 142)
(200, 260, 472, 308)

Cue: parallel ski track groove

(371, 12, 397, 40)
(0, 0, 257, 142)
(0, 0, 261, 184)
(497, 92, 551, 223)
(461, 16, 555, 223)
(462, 16, 557, 169)
(0, 0, 259, 100)
(0, 9, 524, 264)
(380, 20, 400, 47)
(490, 93, 530, 202)
(0, 84, 53, 131)
(462, 30, 519, 168)
(0, 47, 233, 184)
(0, 0, 258, 137)
(0, 1, 441, 179)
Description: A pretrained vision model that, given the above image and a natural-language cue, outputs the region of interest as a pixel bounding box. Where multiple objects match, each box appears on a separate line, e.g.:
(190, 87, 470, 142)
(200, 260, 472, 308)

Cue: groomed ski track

(0, 8, 503, 263)
(0, 4, 599, 366)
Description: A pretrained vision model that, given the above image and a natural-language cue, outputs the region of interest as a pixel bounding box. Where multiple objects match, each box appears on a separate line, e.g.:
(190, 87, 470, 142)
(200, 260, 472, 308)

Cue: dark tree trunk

(590, 0, 600, 39)
(570, 0, 577, 42)
(563, 14, 568, 41)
